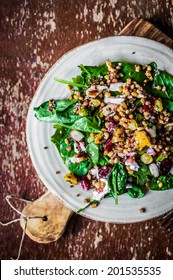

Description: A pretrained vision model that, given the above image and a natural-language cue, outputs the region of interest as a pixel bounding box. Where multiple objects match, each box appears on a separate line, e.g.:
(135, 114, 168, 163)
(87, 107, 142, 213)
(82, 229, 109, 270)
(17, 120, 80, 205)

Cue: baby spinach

(110, 91, 121, 96)
(54, 77, 86, 88)
(113, 61, 146, 84)
(149, 174, 173, 190)
(72, 75, 84, 85)
(152, 70, 173, 101)
(55, 104, 81, 124)
(56, 117, 101, 133)
(51, 125, 67, 156)
(108, 163, 128, 204)
(104, 193, 113, 198)
(162, 99, 173, 112)
(59, 137, 75, 160)
(79, 64, 108, 84)
(66, 158, 93, 176)
(34, 99, 79, 123)
(69, 117, 101, 133)
(76, 200, 99, 214)
(155, 153, 168, 162)
(135, 113, 143, 123)
(86, 142, 99, 165)
(132, 162, 151, 186)
(51, 127, 75, 160)
(98, 155, 110, 166)
(127, 185, 145, 198)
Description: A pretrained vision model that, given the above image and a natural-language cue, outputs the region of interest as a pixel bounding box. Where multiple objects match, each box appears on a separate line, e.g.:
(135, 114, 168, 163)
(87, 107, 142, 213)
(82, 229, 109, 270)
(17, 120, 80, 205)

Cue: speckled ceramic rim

(26, 35, 173, 223)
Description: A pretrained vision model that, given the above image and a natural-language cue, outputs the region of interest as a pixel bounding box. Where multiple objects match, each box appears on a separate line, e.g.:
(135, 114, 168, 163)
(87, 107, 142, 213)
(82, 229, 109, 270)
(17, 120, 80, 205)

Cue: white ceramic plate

(27, 36, 173, 223)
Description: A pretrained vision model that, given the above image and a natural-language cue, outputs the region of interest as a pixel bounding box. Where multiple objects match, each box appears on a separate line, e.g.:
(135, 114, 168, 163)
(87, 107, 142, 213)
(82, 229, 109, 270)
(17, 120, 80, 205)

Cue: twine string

(0, 195, 48, 260)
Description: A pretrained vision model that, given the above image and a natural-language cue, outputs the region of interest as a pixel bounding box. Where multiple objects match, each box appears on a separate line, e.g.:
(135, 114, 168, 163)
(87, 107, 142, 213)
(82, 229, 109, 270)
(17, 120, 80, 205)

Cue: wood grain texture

(20, 192, 72, 243)
(120, 18, 173, 48)
(0, 0, 173, 260)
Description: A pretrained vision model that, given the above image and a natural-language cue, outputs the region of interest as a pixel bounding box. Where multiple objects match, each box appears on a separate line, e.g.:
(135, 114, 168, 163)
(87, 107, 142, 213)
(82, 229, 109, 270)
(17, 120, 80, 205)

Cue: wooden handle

(120, 18, 173, 48)
(20, 192, 73, 243)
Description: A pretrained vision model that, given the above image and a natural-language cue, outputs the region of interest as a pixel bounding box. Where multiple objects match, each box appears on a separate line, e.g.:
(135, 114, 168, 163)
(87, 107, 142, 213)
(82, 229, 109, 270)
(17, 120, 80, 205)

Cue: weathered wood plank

(120, 18, 173, 48)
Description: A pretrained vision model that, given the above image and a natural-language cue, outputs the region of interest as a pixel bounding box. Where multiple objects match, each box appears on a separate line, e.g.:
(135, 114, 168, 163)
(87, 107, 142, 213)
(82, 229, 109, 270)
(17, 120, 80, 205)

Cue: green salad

(34, 60, 173, 212)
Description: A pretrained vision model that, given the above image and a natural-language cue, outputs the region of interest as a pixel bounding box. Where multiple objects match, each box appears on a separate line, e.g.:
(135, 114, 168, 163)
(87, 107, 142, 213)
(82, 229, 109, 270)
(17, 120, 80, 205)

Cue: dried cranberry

(144, 97, 156, 111)
(149, 97, 156, 105)
(107, 118, 116, 133)
(98, 166, 112, 178)
(80, 177, 91, 191)
(144, 104, 150, 111)
(77, 152, 87, 158)
(105, 137, 113, 152)
(159, 159, 172, 176)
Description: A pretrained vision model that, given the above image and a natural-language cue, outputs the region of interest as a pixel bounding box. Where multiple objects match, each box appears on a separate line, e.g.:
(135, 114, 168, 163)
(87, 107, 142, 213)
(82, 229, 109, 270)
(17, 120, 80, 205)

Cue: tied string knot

(0, 195, 48, 260)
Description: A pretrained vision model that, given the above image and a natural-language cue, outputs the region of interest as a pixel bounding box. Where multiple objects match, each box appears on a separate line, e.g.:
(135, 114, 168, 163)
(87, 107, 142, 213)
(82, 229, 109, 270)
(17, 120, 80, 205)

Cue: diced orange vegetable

(64, 173, 78, 185)
(135, 131, 151, 150)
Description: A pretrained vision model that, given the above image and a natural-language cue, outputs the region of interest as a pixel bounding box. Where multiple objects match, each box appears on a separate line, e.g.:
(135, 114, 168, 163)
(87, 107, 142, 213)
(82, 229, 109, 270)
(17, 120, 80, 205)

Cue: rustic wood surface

(1, 0, 173, 260)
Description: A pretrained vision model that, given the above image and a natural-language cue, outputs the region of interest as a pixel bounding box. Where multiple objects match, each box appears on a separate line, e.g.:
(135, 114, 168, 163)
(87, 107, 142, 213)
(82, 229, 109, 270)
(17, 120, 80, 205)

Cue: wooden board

(1, 7, 173, 259)
(21, 18, 173, 244)
(120, 18, 173, 48)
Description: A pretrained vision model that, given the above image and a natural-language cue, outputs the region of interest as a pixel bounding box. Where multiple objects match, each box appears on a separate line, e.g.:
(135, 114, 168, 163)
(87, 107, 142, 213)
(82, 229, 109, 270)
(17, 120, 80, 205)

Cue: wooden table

(1, 0, 173, 260)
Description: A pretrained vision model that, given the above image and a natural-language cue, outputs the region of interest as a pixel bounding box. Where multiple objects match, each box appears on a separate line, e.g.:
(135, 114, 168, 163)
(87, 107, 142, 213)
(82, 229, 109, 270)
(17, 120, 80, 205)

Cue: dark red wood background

(1, 0, 173, 260)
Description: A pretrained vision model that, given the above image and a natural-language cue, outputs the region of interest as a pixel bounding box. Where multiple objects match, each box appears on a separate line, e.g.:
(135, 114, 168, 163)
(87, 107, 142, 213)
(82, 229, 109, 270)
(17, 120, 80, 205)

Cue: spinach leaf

(132, 162, 151, 185)
(54, 77, 85, 88)
(51, 125, 67, 156)
(162, 99, 173, 112)
(149, 174, 173, 190)
(134, 99, 141, 107)
(152, 70, 173, 101)
(51, 127, 75, 160)
(98, 155, 110, 166)
(56, 117, 101, 133)
(55, 104, 81, 124)
(79, 64, 108, 84)
(135, 113, 143, 123)
(72, 75, 85, 91)
(59, 137, 75, 159)
(66, 158, 93, 176)
(72, 75, 84, 85)
(155, 153, 168, 162)
(127, 185, 145, 198)
(110, 91, 121, 96)
(113, 61, 146, 83)
(76, 200, 99, 214)
(34, 99, 79, 123)
(149, 61, 157, 70)
(104, 193, 113, 198)
(108, 163, 128, 204)
(86, 142, 99, 165)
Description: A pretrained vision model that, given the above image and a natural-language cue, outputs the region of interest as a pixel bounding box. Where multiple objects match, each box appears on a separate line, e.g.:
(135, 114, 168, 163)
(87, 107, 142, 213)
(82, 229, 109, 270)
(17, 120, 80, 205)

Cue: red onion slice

(146, 147, 156, 156)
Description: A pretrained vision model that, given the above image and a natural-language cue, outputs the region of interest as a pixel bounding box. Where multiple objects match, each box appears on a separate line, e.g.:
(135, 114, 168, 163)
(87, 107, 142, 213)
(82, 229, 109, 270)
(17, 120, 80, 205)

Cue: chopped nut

(91, 202, 98, 208)
(139, 208, 146, 213)
(83, 198, 90, 204)
(65, 138, 69, 145)
(135, 65, 141, 72)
